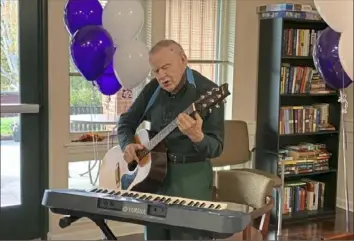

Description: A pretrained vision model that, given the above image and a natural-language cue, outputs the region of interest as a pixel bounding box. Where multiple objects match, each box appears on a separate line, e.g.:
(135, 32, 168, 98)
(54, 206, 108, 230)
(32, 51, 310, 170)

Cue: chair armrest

(249, 196, 274, 220)
(240, 169, 282, 187)
(250, 147, 279, 156)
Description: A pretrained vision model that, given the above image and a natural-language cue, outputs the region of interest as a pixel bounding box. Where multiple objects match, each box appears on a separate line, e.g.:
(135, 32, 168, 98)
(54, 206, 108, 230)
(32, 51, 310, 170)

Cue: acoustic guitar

(100, 83, 230, 193)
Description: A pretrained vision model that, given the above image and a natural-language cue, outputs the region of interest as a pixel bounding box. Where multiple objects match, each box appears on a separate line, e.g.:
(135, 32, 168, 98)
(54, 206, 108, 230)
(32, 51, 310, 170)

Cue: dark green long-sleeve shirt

(117, 69, 225, 160)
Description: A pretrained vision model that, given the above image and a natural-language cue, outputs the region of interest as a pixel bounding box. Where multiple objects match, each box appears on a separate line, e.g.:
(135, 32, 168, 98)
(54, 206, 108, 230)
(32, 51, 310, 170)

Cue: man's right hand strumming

(123, 143, 145, 163)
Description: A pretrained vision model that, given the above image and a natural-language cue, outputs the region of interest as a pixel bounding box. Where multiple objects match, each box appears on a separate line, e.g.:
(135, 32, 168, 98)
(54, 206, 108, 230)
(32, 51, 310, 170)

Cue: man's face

(149, 47, 187, 93)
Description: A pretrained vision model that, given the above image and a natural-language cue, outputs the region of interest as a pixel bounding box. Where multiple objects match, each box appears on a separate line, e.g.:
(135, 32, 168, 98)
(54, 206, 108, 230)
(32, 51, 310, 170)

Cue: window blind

(145, 0, 152, 49)
(226, 0, 236, 63)
(165, 0, 218, 60)
(165, 0, 220, 81)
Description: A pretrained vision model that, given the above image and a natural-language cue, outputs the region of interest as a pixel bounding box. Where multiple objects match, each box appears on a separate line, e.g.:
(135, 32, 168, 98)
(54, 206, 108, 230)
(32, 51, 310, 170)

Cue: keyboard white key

(90, 188, 229, 210)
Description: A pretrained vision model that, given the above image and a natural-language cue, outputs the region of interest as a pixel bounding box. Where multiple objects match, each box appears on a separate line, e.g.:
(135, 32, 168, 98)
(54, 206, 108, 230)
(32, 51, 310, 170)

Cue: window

(69, 0, 152, 134)
(165, 0, 235, 118)
(68, 160, 100, 189)
(1, 0, 48, 237)
(67, 1, 153, 193)
(165, 0, 221, 81)
(1, 0, 20, 207)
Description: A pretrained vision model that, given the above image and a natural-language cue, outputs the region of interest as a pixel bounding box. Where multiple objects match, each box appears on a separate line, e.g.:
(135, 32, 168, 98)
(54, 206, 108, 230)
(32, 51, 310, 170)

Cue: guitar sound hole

(128, 161, 138, 172)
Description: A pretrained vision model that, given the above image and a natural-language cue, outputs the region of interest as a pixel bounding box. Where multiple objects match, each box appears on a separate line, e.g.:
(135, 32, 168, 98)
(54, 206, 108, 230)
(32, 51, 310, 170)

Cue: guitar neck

(141, 82, 230, 153)
(145, 106, 195, 151)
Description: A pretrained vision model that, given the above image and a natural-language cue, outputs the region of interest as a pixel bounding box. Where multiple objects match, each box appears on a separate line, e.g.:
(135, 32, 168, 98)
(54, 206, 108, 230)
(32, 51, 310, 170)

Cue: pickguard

(120, 170, 138, 190)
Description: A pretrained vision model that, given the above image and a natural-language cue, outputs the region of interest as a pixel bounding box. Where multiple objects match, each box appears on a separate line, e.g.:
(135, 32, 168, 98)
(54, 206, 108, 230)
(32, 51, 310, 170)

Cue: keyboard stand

(92, 219, 117, 240)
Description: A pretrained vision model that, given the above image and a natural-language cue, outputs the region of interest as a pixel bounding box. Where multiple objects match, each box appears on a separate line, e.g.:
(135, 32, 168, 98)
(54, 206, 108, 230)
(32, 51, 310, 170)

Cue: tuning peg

(212, 87, 220, 91)
(209, 109, 212, 113)
(223, 100, 227, 103)
(200, 95, 205, 99)
(215, 104, 220, 108)
(207, 91, 212, 95)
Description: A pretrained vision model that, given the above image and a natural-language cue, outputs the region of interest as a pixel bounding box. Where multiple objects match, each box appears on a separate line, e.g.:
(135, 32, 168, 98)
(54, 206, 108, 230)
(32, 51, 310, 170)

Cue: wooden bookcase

(254, 17, 341, 225)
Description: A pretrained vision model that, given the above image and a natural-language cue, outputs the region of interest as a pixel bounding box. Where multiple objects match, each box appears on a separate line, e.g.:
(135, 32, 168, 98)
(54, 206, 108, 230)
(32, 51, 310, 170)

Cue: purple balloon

(96, 69, 122, 96)
(313, 27, 353, 89)
(64, 0, 103, 35)
(70, 25, 115, 81)
(103, 62, 114, 75)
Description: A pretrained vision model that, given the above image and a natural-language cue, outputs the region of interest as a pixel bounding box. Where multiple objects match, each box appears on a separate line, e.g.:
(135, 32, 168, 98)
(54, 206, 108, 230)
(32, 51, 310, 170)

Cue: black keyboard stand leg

(92, 219, 117, 240)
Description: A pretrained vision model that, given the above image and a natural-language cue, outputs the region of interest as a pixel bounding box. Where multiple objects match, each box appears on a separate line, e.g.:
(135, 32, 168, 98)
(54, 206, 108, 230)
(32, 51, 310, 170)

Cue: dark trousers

(144, 160, 213, 240)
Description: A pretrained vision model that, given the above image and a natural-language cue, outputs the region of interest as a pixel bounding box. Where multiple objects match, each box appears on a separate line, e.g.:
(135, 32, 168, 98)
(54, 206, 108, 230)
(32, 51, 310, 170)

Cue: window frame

(0, 0, 49, 238)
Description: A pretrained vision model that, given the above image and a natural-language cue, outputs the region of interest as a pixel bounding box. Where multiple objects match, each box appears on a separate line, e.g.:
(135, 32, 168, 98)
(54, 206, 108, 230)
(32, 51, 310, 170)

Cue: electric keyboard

(42, 188, 251, 239)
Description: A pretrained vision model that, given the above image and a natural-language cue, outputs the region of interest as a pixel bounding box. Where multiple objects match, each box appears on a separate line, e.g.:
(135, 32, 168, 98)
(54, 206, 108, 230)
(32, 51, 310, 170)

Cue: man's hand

(176, 113, 204, 143)
(123, 143, 145, 163)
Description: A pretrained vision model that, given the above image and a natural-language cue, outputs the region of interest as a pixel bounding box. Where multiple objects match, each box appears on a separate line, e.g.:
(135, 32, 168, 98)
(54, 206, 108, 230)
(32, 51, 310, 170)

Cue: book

(256, 3, 314, 14)
(283, 179, 326, 214)
(259, 11, 322, 21)
(280, 64, 335, 94)
(279, 104, 336, 135)
(282, 28, 323, 57)
(278, 143, 331, 175)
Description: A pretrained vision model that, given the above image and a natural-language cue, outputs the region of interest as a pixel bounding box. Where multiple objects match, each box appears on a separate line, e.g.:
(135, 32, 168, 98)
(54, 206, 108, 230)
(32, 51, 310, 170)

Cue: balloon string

(340, 103, 350, 232)
(90, 84, 99, 186)
(338, 71, 350, 232)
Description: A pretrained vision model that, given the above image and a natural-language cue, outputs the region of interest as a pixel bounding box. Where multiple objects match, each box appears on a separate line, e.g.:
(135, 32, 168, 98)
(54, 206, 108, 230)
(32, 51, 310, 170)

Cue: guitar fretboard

(145, 105, 194, 151)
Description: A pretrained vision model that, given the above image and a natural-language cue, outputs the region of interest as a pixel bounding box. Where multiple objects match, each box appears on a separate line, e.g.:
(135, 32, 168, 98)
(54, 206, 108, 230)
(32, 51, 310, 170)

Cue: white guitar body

(99, 129, 167, 192)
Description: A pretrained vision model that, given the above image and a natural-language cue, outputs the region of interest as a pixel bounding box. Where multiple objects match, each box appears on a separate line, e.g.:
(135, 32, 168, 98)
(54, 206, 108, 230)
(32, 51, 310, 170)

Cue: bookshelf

(254, 17, 341, 225)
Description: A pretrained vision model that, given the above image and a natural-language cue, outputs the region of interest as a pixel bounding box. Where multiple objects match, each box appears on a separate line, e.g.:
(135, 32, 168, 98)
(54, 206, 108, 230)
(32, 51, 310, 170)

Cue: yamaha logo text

(122, 206, 146, 215)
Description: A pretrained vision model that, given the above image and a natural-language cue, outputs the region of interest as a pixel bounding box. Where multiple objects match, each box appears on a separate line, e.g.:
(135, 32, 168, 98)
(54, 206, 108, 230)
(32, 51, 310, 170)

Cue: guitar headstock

(192, 83, 230, 115)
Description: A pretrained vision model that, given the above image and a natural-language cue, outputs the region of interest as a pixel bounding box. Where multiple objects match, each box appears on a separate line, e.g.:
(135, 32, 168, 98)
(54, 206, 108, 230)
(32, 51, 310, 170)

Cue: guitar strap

(142, 66, 196, 118)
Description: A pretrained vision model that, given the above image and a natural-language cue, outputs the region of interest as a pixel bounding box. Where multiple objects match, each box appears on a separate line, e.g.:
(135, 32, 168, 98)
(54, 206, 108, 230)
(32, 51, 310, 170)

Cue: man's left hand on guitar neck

(176, 112, 204, 143)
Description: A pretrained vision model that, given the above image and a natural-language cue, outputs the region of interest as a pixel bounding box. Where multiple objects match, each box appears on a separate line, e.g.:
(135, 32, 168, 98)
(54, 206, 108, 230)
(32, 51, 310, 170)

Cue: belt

(167, 153, 205, 164)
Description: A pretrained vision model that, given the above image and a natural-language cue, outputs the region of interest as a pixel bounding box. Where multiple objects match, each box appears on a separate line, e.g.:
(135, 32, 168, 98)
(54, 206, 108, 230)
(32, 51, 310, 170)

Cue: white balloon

(314, 0, 353, 33)
(339, 29, 353, 80)
(102, 0, 144, 46)
(113, 41, 150, 89)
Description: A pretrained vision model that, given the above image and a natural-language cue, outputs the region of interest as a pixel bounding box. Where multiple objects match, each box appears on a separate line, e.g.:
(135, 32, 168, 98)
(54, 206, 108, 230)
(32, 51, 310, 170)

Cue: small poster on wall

(121, 89, 133, 99)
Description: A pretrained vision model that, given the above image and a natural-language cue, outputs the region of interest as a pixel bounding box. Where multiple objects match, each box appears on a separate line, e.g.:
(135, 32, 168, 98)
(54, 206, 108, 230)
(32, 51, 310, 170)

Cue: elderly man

(117, 39, 225, 240)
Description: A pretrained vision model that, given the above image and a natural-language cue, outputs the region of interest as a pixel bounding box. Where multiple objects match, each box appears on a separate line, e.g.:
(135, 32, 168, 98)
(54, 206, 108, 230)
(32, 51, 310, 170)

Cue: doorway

(0, 0, 48, 239)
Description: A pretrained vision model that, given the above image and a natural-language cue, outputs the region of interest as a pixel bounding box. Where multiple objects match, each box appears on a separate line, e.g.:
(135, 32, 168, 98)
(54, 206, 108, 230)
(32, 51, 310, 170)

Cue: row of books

(283, 179, 325, 214)
(280, 64, 335, 94)
(259, 11, 322, 21)
(257, 3, 314, 13)
(279, 103, 335, 135)
(278, 143, 331, 175)
(282, 28, 322, 57)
